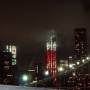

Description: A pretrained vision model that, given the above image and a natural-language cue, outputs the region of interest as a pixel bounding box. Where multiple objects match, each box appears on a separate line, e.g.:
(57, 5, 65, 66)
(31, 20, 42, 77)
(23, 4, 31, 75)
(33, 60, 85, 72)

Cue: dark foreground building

(60, 28, 90, 90)
(0, 52, 18, 85)
(73, 28, 88, 60)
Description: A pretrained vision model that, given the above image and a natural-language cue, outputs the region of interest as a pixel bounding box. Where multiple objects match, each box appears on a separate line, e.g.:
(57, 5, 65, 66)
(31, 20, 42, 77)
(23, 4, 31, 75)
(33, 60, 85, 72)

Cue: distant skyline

(0, 0, 90, 70)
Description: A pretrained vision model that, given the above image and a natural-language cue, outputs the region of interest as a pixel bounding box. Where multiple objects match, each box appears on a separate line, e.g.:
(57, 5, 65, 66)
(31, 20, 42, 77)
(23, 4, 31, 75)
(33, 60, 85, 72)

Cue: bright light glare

(82, 59, 85, 63)
(58, 67, 64, 72)
(69, 64, 73, 68)
(22, 75, 28, 81)
(44, 71, 49, 76)
(86, 57, 90, 60)
(31, 80, 37, 84)
(76, 61, 80, 65)
(72, 72, 76, 76)
(69, 64, 75, 69)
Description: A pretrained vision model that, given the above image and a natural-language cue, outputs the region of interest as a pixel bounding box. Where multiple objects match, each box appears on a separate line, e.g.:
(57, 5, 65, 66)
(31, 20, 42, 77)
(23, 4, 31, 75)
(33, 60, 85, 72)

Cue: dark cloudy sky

(0, 0, 90, 70)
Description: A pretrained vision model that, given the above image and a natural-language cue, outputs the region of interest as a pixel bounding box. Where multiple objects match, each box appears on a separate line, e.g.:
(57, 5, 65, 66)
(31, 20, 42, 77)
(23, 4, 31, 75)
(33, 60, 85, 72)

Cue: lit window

(12, 59, 16, 65)
(12, 54, 16, 58)
(9, 45, 12, 52)
(6, 45, 9, 52)
(46, 42, 51, 50)
(53, 42, 56, 51)
(12, 46, 16, 54)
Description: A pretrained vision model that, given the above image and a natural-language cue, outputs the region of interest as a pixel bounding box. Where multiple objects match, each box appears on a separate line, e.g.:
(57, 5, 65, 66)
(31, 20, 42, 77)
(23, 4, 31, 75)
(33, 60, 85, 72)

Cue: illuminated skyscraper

(0, 44, 18, 85)
(6, 45, 17, 65)
(74, 28, 88, 60)
(5, 45, 18, 85)
(46, 31, 57, 81)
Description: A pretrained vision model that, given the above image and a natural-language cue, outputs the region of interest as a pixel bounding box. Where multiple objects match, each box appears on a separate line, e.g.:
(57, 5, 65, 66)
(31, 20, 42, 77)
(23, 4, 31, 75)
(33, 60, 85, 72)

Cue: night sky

(0, 0, 90, 70)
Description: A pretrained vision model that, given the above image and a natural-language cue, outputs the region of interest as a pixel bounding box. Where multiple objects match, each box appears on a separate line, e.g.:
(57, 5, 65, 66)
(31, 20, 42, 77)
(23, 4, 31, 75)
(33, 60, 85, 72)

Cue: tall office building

(6, 45, 17, 65)
(46, 31, 57, 82)
(64, 28, 89, 89)
(73, 28, 88, 60)
(0, 44, 18, 85)
(0, 52, 17, 85)
(5, 45, 18, 85)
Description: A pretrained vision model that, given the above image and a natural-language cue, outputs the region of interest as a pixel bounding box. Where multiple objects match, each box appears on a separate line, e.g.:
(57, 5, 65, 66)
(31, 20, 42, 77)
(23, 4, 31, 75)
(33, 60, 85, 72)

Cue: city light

(22, 75, 28, 82)
(76, 61, 80, 65)
(69, 64, 75, 69)
(30, 80, 37, 84)
(82, 59, 85, 63)
(69, 64, 73, 68)
(44, 70, 49, 76)
(86, 57, 90, 60)
(58, 67, 64, 72)
(72, 72, 76, 76)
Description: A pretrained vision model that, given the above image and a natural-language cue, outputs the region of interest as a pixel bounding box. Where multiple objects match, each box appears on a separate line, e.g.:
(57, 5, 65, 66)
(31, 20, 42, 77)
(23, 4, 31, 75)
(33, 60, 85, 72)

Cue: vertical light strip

(46, 33, 57, 81)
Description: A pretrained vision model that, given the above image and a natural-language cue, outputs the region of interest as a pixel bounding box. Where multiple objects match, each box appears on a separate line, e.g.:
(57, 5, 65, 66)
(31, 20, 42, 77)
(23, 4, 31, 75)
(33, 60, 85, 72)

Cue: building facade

(0, 52, 17, 85)
(6, 45, 17, 66)
(73, 28, 88, 60)
(63, 28, 90, 89)
(46, 31, 57, 82)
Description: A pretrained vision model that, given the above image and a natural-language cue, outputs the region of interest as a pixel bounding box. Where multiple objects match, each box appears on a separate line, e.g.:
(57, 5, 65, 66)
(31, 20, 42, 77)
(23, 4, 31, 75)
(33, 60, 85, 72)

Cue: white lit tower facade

(6, 45, 17, 66)
(46, 31, 57, 81)
(0, 45, 18, 85)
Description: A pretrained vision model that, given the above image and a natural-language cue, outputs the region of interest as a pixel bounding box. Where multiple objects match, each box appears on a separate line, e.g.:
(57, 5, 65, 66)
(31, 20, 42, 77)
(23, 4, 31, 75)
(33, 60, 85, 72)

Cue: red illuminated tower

(46, 31, 57, 82)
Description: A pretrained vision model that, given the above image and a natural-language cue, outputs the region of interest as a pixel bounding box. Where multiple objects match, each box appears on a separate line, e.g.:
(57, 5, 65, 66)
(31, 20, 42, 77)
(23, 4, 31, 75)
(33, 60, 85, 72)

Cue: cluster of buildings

(25, 28, 90, 89)
(0, 28, 89, 89)
(55, 28, 90, 89)
(64, 28, 90, 89)
(44, 28, 90, 88)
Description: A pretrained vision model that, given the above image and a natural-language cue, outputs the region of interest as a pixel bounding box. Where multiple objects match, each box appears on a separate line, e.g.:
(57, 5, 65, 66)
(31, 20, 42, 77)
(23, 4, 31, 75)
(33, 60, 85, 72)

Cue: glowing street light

(76, 61, 80, 65)
(58, 67, 64, 72)
(22, 75, 28, 82)
(44, 70, 49, 76)
(72, 72, 76, 76)
(69, 64, 75, 69)
(82, 59, 85, 63)
(69, 64, 73, 68)
(86, 57, 90, 60)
